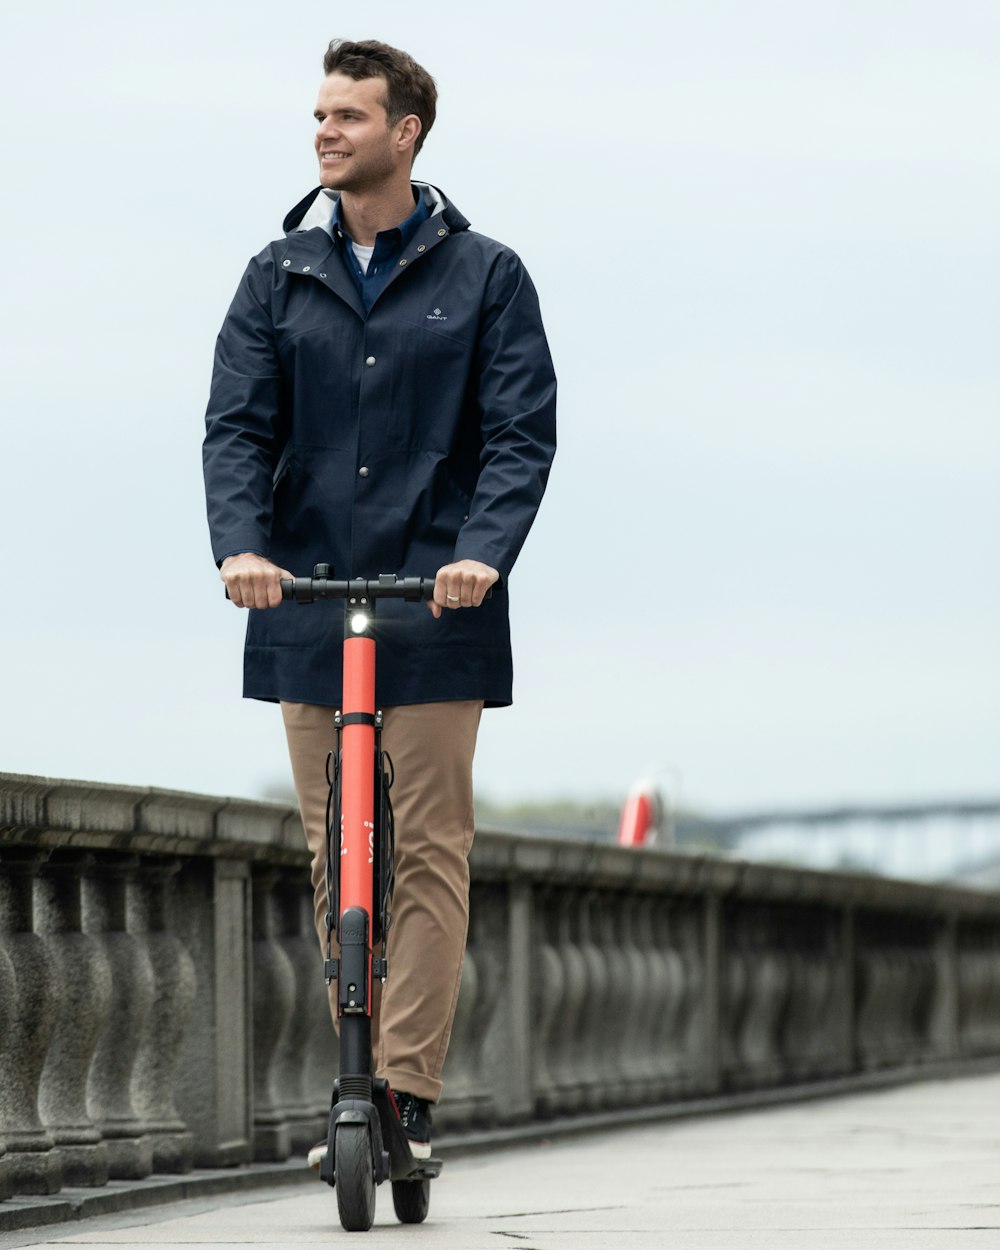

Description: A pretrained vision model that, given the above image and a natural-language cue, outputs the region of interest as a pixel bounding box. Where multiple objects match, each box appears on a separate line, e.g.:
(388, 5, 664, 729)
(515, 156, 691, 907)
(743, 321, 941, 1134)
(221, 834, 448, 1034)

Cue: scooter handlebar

(280, 574, 436, 604)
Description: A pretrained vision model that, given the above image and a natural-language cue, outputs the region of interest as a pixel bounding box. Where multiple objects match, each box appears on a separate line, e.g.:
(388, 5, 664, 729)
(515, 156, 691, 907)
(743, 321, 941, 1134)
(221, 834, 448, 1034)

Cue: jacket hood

(282, 181, 469, 238)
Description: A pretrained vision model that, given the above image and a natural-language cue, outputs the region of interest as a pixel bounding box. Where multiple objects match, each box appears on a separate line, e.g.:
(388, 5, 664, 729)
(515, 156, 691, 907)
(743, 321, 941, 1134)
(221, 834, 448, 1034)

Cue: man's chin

(318, 165, 352, 190)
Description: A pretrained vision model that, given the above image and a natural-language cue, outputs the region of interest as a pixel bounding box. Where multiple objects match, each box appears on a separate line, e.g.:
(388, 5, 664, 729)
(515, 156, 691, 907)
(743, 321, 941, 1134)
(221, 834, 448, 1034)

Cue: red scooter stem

(340, 634, 375, 1016)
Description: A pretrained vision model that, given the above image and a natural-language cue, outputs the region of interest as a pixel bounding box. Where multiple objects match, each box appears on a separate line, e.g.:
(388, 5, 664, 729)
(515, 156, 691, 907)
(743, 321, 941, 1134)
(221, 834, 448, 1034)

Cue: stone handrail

(2, 772, 999, 1200)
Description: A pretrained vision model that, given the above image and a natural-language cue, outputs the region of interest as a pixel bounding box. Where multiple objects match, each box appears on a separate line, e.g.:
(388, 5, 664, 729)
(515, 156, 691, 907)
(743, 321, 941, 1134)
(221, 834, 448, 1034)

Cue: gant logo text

(426, 308, 448, 321)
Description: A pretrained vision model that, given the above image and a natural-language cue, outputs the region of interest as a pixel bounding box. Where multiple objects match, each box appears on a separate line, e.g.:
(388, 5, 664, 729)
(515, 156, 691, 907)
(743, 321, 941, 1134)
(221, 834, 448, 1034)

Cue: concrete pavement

(2, 1072, 998, 1249)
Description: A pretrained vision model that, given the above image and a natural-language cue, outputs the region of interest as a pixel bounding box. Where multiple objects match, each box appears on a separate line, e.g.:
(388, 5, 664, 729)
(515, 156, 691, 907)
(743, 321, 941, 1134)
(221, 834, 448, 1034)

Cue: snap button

(398, 258, 407, 266)
(358, 466, 370, 478)
(302, 265, 310, 272)
(319, 272, 327, 278)
(417, 244, 426, 252)
(282, 259, 291, 267)
(437, 228, 447, 236)
(365, 356, 376, 366)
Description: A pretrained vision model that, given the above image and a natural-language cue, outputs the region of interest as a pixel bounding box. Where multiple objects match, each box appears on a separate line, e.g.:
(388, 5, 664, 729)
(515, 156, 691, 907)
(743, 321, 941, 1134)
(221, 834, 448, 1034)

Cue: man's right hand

(220, 553, 292, 609)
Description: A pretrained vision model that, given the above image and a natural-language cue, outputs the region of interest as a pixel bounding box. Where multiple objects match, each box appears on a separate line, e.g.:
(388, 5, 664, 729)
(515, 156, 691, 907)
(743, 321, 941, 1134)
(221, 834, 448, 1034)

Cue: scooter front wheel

(335, 1124, 376, 1232)
(391, 1177, 430, 1224)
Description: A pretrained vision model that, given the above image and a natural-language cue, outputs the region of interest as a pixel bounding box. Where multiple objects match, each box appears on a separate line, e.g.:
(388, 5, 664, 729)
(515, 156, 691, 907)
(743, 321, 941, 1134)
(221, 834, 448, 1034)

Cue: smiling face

(313, 72, 417, 194)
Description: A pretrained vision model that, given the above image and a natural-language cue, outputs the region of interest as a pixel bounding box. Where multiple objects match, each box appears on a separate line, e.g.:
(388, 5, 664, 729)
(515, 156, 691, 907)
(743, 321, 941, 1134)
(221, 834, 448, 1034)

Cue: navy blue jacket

(203, 184, 557, 708)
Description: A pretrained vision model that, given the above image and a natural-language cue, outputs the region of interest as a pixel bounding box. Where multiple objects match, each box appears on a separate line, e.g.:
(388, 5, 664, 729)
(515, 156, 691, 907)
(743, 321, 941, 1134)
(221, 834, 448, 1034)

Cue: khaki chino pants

(281, 699, 483, 1103)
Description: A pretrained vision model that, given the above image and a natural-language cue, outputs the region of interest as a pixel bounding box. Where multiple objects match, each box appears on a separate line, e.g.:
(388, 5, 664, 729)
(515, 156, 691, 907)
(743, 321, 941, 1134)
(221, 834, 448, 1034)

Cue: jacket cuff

(212, 532, 269, 568)
(216, 547, 267, 569)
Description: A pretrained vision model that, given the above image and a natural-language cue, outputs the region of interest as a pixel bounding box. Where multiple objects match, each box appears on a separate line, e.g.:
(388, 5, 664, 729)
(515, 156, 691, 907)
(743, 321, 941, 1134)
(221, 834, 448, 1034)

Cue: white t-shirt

(352, 242, 375, 275)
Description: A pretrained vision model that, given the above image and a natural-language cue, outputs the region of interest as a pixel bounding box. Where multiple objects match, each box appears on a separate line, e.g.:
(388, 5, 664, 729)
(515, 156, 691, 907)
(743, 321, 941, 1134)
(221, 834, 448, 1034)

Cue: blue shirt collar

(331, 185, 430, 250)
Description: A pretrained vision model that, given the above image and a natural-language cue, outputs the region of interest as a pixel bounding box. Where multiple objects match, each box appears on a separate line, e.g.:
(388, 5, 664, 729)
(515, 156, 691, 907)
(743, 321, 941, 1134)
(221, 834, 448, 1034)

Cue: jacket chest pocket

(380, 319, 475, 446)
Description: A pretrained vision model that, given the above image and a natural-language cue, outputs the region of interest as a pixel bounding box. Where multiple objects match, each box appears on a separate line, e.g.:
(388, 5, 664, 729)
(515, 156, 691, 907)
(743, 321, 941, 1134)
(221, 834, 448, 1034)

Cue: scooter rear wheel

(335, 1124, 376, 1232)
(391, 1177, 430, 1224)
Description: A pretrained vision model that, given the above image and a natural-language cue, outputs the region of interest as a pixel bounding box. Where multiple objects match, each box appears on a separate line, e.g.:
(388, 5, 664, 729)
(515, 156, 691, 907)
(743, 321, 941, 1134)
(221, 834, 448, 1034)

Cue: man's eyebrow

(313, 105, 369, 119)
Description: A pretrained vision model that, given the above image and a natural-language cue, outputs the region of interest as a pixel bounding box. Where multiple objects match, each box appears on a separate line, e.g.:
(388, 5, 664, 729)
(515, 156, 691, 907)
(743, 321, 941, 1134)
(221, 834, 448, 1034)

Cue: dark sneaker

(392, 1089, 431, 1159)
(307, 1140, 327, 1170)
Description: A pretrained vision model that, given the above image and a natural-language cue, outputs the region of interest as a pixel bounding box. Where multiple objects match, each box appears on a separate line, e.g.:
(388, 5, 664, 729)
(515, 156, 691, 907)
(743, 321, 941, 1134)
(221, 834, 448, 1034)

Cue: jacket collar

(279, 183, 469, 319)
(282, 182, 469, 237)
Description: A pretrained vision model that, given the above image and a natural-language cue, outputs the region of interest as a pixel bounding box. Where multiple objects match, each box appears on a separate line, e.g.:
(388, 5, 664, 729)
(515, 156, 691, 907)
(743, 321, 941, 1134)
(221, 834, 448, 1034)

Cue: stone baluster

(807, 924, 842, 1078)
(807, 948, 835, 1077)
(273, 871, 327, 1154)
(0, 848, 63, 1194)
(599, 894, 634, 1106)
(251, 867, 295, 1161)
(647, 899, 681, 1097)
(35, 851, 112, 1186)
(825, 918, 852, 1077)
(957, 932, 984, 1054)
(438, 944, 478, 1132)
(83, 854, 155, 1178)
(877, 944, 904, 1066)
(896, 946, 920, 1061)
(298, 883, 337, 1141)
(881, 944, 909, 1066)
(530, 890, 565, 1118)
(897, 946, 916, 1061)
(480, 881, 533, 1126)
(987, 931, 1000, 1051)
(779, 915, 831, 1082)
(171, 858, 253, 1167)
(958, 927, 1000, 1055)
(457, 887, 504, 1126)
(982, 930, 1000, 1051)
(920, 942, 937, 1055)
(0, 935, 20, 1198)
(856, 943, 891, 1069)
(438, 887, 503, 1131)
(616, 895, 651, 1105)
(629, 896, 667, 1101)
(127, 858, 196, 1173)
(576, 892, 609, 1112)
(547, 891, 588, 1115)
(688, 897, 718, 1095)
(562, 890, 595, 1115)
(920, 942, 940, 1058)
(720, 907, 749, 1085)
(739, 908, 791, 1087)
(665, 910, 705, 1095)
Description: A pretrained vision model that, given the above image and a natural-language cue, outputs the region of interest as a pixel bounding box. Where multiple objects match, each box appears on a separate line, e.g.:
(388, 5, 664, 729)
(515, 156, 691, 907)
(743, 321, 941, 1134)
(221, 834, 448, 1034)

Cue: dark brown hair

(323, 39, 437, 158)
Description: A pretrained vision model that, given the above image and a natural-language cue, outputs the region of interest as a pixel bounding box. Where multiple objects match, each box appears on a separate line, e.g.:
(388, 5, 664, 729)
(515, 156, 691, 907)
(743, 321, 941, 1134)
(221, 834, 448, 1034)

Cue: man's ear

(396, 114, 422, 157)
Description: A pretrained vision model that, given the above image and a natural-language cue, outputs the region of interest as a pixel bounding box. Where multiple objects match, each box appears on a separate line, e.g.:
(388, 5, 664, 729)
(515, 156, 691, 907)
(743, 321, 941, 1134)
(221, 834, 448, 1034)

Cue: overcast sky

(2, 1, 997, 817)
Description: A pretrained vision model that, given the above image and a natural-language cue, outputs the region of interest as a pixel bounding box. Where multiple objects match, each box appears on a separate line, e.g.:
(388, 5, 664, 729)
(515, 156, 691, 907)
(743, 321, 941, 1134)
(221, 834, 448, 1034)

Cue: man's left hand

(430, 560, 500, 618)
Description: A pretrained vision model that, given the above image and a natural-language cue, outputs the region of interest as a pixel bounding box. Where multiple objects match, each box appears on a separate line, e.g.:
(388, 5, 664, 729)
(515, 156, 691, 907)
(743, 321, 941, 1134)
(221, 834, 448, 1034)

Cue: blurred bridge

(1, 773, 999, 1241)
(709, 798, 1000, 885)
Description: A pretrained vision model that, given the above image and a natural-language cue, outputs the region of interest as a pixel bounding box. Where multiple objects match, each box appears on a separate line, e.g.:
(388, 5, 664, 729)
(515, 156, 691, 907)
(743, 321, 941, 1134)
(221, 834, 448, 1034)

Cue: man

(202, 39, 556, 1162)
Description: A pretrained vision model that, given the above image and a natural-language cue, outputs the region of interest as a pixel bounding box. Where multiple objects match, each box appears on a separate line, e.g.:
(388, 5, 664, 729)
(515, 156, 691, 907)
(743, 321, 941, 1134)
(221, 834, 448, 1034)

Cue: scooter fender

(326, 1098, 390, 1184)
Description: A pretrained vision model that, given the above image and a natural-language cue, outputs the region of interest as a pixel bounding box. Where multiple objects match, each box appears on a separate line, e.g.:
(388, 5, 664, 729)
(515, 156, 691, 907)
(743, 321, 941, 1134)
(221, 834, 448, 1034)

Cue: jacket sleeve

(202, 253, 288, 566)
(452, 249, 557, 582)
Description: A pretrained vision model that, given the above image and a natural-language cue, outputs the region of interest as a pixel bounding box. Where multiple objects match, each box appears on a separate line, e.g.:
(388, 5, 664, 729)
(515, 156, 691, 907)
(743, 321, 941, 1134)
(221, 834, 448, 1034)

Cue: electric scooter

(281, 567, 444, 1232)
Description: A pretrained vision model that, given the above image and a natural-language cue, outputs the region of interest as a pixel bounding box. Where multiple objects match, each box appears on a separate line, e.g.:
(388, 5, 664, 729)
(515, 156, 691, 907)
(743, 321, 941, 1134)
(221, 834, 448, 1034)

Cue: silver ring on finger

(446, 594, 460, 601)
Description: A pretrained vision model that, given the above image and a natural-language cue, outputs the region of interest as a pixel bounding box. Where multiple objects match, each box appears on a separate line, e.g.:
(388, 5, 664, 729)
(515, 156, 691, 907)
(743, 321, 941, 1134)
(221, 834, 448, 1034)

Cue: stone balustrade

(2, 772, 999, 1201)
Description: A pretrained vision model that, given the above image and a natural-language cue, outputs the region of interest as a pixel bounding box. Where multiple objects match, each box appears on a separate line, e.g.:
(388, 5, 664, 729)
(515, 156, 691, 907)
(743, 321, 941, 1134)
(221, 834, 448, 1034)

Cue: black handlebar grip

(266, 575, 492, 603)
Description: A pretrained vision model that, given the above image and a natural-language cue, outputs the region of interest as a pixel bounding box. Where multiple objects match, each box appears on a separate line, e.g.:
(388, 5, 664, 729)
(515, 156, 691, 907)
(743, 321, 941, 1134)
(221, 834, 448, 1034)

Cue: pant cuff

(377, 1065, 443, 1104)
